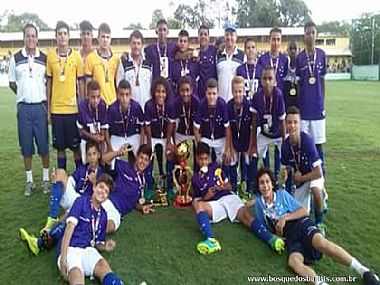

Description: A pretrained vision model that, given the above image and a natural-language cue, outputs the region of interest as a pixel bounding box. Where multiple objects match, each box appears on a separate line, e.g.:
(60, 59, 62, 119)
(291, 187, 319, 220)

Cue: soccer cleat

(41, 216, 58, 232)
(270, 237, 285, 254)
(317, 223, 326, 237)
(24, 182, 35, 196)
(363, 271, 380, 285)
(41, 180, 51, 194)
(196, 238, 221, 255)
(322, 187, 329, 213)
(19, 228, 40, 255)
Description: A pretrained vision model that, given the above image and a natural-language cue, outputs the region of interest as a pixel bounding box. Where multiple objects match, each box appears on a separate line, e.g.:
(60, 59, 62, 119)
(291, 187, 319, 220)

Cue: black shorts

(284, 217, 322, 264)
(51, 114, 80, 151)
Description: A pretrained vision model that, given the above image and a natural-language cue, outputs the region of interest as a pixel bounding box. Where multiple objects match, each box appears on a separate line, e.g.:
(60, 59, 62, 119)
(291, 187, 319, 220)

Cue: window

(326, 39, 336, 46)
(316, 39, 324, 46)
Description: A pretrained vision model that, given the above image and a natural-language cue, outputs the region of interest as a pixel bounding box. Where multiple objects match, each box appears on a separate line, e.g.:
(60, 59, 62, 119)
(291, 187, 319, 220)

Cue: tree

(167, 18, 182, 29)
(124, 22, 145, 30)
(149, 9, 165, 29)
(277, 0, 311, 27)
(318, 20, 350, 36)
(173, 0, 215, 29)
(1, 12, 50, 32)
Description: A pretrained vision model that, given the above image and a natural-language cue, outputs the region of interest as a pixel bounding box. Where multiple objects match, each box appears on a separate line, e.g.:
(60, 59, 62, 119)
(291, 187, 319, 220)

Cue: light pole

(371, 18, 375, 65)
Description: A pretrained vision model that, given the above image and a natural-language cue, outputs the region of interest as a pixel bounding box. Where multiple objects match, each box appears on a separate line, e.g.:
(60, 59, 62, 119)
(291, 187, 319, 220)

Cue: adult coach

(9, 23, 50, 196)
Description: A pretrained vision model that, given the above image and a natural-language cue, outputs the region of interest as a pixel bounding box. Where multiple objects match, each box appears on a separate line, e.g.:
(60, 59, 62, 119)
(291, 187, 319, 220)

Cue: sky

(1, 0, 379, 31)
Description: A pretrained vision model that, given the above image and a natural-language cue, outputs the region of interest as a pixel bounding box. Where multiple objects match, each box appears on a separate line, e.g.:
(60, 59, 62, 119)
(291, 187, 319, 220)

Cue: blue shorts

(17, 102, 49, 157)
(284, 217, 322, 264)
(51, 114, 80, 151)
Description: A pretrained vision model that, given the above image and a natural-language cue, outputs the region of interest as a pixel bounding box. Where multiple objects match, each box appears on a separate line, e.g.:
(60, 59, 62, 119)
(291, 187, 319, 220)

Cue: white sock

(350, 257, 369, 277)
(26, 170, 33, 183)
(43, 168, 49, 182)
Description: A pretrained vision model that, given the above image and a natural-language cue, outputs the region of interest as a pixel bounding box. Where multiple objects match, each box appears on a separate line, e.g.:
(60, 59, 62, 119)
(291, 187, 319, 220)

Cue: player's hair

(151, 76, 170, 100)
(156, 19, 168, 28)
(206, 78, 218, 90)
(198, 25, 209, 35)
(244, 37, 256, 50)
(288, 41, 297, 50)
(137, 143, 153, 158)
(178, 76, 192, 88)
(23, 23, 38, 38)
(269, 27, 282, 37)
(130, 30, 144, 42)
(79, 20, 93, 32)
(195, 142, 210, 157)
(178, 29, 189, 38)
(98, 23, 111, 36)
(231, 76, 245, 87)
(55, 21, 69, 35)
(117, 79, 132, 92)
(286, 106, 301, 117)
(96, 173, 115, 193)
(261, 65, 275, 75)
(304, 21, 317, 32)
(87, 80, 100, 93)
(85, 140, 101, 154)
(255, 168, 277, 194)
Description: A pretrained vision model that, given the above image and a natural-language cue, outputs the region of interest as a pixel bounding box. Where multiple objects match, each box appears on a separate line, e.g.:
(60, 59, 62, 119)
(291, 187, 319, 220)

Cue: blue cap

(223, 22, 237, 32)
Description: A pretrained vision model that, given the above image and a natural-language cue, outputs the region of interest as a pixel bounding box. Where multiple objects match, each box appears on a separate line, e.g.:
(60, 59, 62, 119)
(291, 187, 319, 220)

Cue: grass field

(0, 81, 379, 285)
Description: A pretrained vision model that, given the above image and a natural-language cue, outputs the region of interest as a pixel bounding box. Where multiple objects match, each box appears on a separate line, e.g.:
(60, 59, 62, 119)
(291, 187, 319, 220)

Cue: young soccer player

(281, 106, 326, 233)
(197, 25, 217, 99)
(169, 29, 199, 97)
(117, 30, 152, 110)
(236, 38, 260, 101)
(57, 173, 125, 285)
(47, 21, 85, 170)
(193, 78, 232, 169)
(107, 79, 145, 160)
(144, 19, 178, 81)
(192, 142, 284, 255)
(227, 76, 255, 195)
(283, 42, 299, 109)
(85, 23, 119, 106)
(296, 21, 327, 177)
(254, 168, 380, 285)
(8, 23, 50, 195)
(144, 77, 173, 199)
(257, 27, 288, 94)
(216, 24, 244, 102)
(77, 80, 110, 163)
(19, 141, 106, 255)
(249, 66, 286, 184)
(79, 20, 94, 64)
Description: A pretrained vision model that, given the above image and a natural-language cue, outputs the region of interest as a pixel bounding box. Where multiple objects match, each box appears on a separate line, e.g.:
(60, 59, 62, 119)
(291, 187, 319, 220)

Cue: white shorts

(209, 194, 244, 223)
(257, 133, 282, 159)
(200, 137, 225, 164)
(101, 199, 121, 231)
(111, 134, 140, 155)
(80, 140, 87, 164)
(293, 177, 325, 212)
(60, 176, 80, 210)
(57, 246, 103, 277)
(301, 119, 326, 144)
(175, 133, 194, 145)
(230, 151, 250, 166)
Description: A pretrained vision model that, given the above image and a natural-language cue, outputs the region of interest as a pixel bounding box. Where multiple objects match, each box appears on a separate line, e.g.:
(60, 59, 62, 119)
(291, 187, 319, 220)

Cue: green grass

(1, 81, 380, 285)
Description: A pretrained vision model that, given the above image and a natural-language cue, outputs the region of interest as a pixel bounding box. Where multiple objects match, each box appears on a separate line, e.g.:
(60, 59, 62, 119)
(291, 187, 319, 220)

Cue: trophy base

(150, 188, 169, 207)
(174, 195, 192, 208)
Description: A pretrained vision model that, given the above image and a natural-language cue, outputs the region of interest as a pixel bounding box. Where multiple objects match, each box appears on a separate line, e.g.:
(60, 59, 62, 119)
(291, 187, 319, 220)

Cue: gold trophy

(173, 141, 193, 207)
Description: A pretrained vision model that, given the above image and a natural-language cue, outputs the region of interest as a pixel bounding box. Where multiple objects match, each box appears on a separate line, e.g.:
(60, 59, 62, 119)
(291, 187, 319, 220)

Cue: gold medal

(290, 88, 296, 96)
(90, 239, 95, 247)
(139, 197, 146, 205)
(59, 74, 66, 82)
(248, 90, 254, 99)
(309, 76, 316, 85)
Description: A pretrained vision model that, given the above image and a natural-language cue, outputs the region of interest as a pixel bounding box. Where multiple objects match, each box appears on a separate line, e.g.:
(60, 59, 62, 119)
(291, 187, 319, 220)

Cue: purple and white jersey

(116, 52, 152, 110)
(198, 45, 218, 99)
(216, 47, 244, 102)
(227, 97, 252, 152)
(250, 87, 285, 139)
(192, 162, 233, 201)
(236, 62, 260, 100)
(169, 58, 199, 97)
(144, 42, 178, 80)
(71, 164, 106, 196)
(107, 99, 144, 137)
(109, 159, 145, 216)
(57, 195, 107, 256)
(281, 131, 321, 176)
(168, 95, 200, 136)
(77, 99, 108, 135)
(145, 98, 170, 139)
(194, 97, 229, 140)
(296, 48, 326, 120)
(257, 52, 288, 93)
